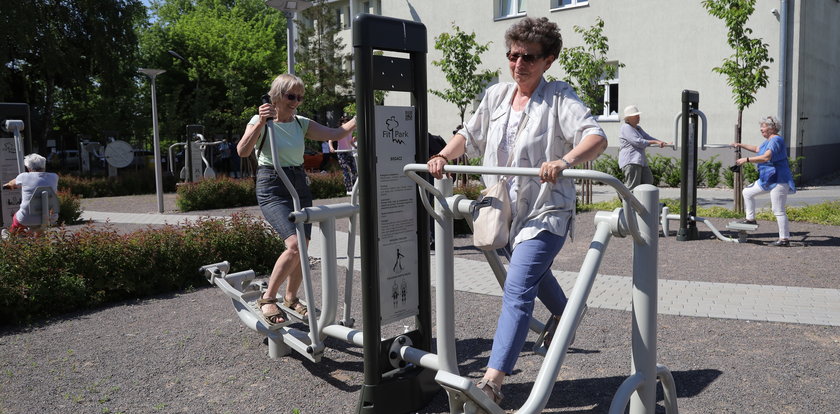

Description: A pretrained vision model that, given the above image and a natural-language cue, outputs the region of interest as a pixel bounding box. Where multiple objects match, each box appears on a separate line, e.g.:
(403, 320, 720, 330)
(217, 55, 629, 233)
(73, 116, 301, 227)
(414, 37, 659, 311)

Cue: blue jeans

(488, 230, 568, 374)
(256, 165, 312, 240)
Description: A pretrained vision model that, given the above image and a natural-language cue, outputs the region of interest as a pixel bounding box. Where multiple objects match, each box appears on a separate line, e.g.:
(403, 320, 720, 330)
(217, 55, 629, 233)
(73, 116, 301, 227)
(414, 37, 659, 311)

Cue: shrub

(592, 154, 623, 181)
(59, 170, 178, 198)
(176, 177, 256, 212)
(698, 155, 722, 187)
(662, 158, 682, 187)
(57, 190, 83, 225)
(647, 154, 674, 186)
(725, 161, 758, 188)
(308, 171, 346, 199)
(0, 213, 283, 325)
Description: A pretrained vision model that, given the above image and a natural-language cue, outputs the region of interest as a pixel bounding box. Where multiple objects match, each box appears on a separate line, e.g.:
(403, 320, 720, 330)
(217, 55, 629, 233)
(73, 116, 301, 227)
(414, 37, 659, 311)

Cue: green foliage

(662, 159, 683, 188)
(1, 0, 146, 150)
(555, 17, 623, 115)
(592, 154, 623, 182)
(761, 201, 840, 226)
(307, 172, 346, 199)
(0, 214, 284, 325)
(57, 190, 84, 225)
(647, 154, 675, 186)
(789, 156, 805, 182)
(699, 155, 723, 187)
(701, 0, 773, 112)
(58, 170, 178, 198)
(454, 181, 484, 201)
(432, 24, 499, 124)
(140, 0, 287, 143)
(172, 172, 345, 212)
(176, 177, 256, 212)
(725, 161, 758, 188)
(296, 0, 354, 122)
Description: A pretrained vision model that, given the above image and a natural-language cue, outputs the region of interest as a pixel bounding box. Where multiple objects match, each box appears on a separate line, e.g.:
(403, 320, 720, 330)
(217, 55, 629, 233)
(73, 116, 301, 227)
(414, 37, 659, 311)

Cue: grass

(578, 198, 840, 226)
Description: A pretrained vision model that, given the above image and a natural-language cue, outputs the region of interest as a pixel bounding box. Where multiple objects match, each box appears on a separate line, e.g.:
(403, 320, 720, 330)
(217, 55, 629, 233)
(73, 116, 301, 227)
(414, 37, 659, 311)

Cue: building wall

(332, 0, 839, 183)
(790, 0, 840, 182)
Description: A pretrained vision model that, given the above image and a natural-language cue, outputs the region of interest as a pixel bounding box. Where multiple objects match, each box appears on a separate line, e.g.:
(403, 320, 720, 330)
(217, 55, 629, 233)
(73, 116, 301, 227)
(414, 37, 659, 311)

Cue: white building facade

(328, 0, 840, 184)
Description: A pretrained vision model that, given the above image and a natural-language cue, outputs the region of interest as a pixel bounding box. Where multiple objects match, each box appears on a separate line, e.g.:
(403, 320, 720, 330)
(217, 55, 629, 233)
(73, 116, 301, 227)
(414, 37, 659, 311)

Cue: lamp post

(138, 68, 166, 213)
(265, 0, 313, 75)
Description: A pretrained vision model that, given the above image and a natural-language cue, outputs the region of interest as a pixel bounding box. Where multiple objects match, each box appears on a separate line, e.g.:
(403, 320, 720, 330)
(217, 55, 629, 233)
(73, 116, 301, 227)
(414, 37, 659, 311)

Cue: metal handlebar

(403, 164, 649, 246)
(673, 108, 709, 150)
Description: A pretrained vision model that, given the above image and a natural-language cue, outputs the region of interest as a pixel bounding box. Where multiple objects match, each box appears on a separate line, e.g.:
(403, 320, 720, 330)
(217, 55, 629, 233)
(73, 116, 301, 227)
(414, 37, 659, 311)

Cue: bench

(726, 221, 759, 243)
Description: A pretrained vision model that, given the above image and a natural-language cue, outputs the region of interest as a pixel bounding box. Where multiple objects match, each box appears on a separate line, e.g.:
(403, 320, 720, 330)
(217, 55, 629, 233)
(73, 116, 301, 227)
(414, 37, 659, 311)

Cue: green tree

(555, 17, 622, 116)
(0, 0, 146, 152)
(702, 0, 773, 213)
(140, 0, 287, 143)
(295, 0, 353, 125)
(431, 24, 498, 125)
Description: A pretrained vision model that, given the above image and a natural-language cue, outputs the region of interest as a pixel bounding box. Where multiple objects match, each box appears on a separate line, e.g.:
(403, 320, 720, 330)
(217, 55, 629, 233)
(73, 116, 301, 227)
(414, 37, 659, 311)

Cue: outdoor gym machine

(168, 124, 224, 182)
(402, 164, 678, 414)
(199, 14, 678, 414)
(0, 104, 29, 228)
(660, 90, 745, 242)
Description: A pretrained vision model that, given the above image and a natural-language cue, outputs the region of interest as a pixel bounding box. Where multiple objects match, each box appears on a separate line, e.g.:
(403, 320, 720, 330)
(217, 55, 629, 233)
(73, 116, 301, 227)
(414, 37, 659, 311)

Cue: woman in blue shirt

(731, 116, 796, 246)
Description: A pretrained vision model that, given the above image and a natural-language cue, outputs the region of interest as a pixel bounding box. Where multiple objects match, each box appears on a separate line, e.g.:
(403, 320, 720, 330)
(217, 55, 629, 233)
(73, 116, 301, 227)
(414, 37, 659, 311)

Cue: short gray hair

(760, 116, 782, 133)
(24, 153, 47, 172)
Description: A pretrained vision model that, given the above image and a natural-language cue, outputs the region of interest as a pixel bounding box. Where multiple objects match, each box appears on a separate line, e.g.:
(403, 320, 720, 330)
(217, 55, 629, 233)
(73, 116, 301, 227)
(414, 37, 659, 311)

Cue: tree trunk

(39, 77, 55, 155)
(733, 110, 744, 214)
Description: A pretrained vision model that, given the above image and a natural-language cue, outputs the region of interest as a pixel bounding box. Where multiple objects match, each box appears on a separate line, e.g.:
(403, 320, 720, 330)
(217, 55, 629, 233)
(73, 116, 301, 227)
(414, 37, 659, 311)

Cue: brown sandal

(256, 298, 287, 325)
(475, 379, 504, 405)
(283, 297, 308, 317)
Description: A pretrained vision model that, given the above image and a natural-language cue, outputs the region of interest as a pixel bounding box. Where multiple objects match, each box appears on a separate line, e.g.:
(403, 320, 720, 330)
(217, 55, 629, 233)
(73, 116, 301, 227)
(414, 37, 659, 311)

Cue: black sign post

(353, 14, 438, 413)
(677, 90, 700, 241)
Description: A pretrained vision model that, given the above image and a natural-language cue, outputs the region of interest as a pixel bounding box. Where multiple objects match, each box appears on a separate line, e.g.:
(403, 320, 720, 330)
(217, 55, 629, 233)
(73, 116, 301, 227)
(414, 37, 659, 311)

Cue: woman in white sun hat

(618, 105, 671, 190)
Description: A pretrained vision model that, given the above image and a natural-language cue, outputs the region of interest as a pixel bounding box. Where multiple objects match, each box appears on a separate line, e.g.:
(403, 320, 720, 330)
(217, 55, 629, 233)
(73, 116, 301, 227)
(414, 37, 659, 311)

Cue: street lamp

(265, 0, 313, 75)
(138, 68, 166, 214)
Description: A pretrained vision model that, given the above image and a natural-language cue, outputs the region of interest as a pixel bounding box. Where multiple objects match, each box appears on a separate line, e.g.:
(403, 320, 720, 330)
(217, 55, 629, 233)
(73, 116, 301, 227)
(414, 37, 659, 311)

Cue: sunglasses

(506, 51, 544, 63)
(284, 93, 304, 102)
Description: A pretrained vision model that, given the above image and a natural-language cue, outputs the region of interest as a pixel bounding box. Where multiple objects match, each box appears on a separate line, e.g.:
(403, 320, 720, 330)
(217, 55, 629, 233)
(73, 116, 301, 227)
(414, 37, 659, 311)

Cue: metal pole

(286, 11, 295, 75)
(677, 92, 690, 240)
(150, 76, 164, 213)
(629, 184, 659, 414)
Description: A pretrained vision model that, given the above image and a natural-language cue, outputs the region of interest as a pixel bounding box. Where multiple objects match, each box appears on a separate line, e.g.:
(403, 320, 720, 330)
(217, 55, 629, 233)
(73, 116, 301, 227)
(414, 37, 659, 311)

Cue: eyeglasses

(284, 93, 304, 102)
(506, 51, 544, 64)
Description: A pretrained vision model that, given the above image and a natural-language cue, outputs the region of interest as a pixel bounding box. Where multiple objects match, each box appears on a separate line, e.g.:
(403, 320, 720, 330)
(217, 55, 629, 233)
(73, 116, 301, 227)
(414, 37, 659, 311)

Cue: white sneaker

(1, 229, 10, 240)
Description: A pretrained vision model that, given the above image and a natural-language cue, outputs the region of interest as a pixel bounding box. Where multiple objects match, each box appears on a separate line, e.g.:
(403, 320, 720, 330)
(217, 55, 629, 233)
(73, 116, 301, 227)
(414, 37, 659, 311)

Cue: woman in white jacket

(427, 17, 607, 406)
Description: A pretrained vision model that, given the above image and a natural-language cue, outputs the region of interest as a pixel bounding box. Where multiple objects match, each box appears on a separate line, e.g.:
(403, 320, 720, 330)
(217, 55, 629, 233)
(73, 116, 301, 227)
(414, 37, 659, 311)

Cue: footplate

(434, 371, 505, 414)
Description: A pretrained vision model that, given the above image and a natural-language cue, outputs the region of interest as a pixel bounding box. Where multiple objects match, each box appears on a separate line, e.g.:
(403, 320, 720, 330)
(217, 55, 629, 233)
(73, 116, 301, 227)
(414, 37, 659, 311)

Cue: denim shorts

(256, 165, 313, 240)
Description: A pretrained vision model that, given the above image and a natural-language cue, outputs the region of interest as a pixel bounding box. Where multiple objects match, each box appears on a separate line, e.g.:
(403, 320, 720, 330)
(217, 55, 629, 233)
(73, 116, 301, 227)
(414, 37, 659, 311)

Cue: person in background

(731, 116, 796, 247)
(427, 17, 607, 406)
(618, 105, 671, 190)
(2, 153, 59, 235)
(237, 73, 356, 325)
(330, 115, 357, 194)
(319, 140, 338, 172)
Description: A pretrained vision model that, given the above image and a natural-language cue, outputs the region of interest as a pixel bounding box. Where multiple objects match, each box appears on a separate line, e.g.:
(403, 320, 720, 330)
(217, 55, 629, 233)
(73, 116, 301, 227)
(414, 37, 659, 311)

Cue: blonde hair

(268, 74, 305, 105)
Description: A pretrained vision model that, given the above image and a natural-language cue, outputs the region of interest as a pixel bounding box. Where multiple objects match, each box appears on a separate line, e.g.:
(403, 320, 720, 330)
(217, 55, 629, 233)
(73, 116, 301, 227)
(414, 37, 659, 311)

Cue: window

(362, 0, 379, 14)
(496, 0, 525, 19)
(551, 0, 589, 10)
(597, 63, 620, 121)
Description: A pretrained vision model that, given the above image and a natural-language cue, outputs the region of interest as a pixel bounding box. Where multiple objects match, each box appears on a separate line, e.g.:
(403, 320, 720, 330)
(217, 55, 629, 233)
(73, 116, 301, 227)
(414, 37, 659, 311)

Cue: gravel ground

(1, 193, 839, 413)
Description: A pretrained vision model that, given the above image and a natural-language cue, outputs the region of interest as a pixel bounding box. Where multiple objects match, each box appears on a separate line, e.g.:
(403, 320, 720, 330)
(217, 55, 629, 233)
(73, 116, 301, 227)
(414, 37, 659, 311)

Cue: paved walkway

(80, 205, 840, 328)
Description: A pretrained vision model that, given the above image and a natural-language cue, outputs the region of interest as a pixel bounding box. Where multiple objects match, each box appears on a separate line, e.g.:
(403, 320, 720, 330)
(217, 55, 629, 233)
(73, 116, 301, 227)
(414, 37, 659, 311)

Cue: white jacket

(459, 78, 605, 248)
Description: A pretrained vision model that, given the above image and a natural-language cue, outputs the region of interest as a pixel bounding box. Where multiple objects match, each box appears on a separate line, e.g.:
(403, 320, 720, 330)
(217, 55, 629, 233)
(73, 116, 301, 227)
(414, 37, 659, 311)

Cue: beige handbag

(472, 176, 512, 250)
